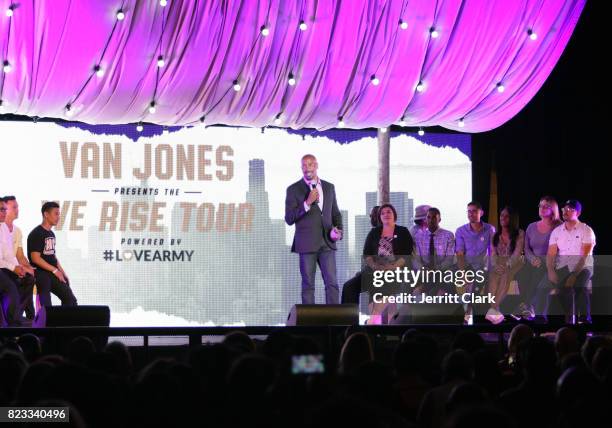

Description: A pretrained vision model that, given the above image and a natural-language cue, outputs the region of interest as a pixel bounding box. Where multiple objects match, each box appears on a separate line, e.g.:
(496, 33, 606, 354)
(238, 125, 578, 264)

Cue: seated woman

(519, 196, 562, 320)
(486, 206, 524, 324)
(362, 204, 414, 324)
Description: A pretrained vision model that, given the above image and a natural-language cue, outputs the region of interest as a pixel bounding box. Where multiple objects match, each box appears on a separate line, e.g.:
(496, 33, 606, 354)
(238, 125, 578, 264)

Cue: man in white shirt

(0, 198, 27, 326)
(1, 196, 36, 319)
(542, 199, 595, 323)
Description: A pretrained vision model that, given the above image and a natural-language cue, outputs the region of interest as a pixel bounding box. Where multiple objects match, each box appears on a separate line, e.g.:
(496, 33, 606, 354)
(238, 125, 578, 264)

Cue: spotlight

(528, 29, 537, 40)
(399, 118, 407, 127)
(496, 82, 505, 93)
(136, 123, 144, 132)
(288, 73, 296, 86)
(416, 81, 425, 92)
(260, 25, 270, 36)
(233, 80, 241, 91)
(65, 104, 74, 117)
(371, 75, 380, 86)
(160, 0, 168, 6)
(2, 60, 11, 73)
(399, 19, 408, 30)
(6, 5, 14, 17)
(299, 20, 307, 31)
(458, 118, 465, 128)
(116, 10, 125, 20)
(418, 127, 425, 136)
(380, 127, 388, 133)
(430, 27, 439, 38)
(274, 114, 282, 125)
(157, 55, 165, 68)
(149, 101, 156, 114)
(338, 117, 345, 128)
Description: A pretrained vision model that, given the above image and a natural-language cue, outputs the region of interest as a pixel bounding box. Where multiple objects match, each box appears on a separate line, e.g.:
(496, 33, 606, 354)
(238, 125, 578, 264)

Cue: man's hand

(548, 270, 559, 285)
(330, 227, 343, 241)
(14, 265, 25, 278)
(305, 188, 319, 206)
(564, 273, 577, 288)
(22, 264, 35, 276)
(54, 269, 67, 283)
(531, 257, 542, 268)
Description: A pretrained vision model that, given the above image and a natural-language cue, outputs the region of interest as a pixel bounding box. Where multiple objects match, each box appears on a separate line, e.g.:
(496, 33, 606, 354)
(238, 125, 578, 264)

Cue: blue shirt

(455, 222, 495, 270)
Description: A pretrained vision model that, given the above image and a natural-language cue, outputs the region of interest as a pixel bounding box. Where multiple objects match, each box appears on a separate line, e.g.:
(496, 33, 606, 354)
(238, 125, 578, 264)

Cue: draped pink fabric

(0, 0, 585, 132)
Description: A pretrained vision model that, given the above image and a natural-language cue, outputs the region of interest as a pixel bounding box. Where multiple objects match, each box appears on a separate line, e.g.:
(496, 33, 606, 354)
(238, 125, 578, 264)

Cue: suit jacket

(285, 178, 342, 253)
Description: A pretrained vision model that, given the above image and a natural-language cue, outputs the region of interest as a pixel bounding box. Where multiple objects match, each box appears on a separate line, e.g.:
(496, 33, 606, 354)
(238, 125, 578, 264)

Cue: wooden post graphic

(377, 129, 390, 205)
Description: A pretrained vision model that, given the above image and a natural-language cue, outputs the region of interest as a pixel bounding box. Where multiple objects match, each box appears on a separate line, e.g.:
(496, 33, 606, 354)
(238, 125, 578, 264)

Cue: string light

(496, 82, 505, 93)
(399, 118, 407, 127)
(94, 65, 105, 77)
(6, 5, 14, 17)
(157, 55, 165, 68)
(2, 60, 11, 73)
(399, 19, 408, 30)
(65, 104, 74, 117)
(418, 127, 425, 136)
(136, 123, 144, 132)
(371, 75, 380, 86)
(288, 73, 296, 86)
(458, 118, 465, 128)
(430, 27, 439, 38)
(416, 81, 425, 92)
(299, 20, 307, 31)
(148, 101, 157, 114)
(337, 116, 345, 128)
(274, 114, 282, 125)
(260, 25, 270, 36)
(232, 80, 241, 91)
(116, 9, 125, 21)
(528, 29, 537, 40)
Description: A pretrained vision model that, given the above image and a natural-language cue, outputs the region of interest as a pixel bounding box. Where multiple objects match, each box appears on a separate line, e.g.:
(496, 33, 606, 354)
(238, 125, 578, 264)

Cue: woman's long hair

(493, 206, 520, 253)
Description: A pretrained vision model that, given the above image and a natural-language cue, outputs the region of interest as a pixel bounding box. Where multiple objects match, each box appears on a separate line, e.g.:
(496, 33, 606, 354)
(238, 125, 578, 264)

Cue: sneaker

(486, 308, 504, 325)
(520, 303, 535, 321)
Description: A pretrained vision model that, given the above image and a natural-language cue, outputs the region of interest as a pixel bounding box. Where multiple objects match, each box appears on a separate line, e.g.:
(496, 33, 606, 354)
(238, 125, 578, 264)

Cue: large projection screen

(1, 122, 471, 325)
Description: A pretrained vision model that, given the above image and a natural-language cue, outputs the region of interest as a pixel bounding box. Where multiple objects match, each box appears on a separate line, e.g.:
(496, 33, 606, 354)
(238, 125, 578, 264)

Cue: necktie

(428, 233, 436, 269)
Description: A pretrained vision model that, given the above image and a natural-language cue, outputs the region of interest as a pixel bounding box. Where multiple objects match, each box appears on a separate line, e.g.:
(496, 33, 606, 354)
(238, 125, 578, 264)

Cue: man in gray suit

(285, 154, 343, 304)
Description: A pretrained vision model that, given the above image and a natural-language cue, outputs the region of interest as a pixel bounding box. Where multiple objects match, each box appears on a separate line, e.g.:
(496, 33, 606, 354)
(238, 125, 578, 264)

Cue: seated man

(27, 201, 77, 308)
(413, 207, 456, 296)
(538, 199, 595, 323)
(2, 196, 36, 319)
(0, 198, 28, 326)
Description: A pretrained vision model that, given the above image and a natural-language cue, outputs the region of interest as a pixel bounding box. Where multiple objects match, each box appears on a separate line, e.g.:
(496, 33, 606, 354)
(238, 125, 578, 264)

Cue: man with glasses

(543, 199, 595, 323)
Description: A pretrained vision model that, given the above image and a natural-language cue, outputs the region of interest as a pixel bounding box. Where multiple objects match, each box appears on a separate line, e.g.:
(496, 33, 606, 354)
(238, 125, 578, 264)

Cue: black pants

(516, 262, 545, 307)
(535, 266, 591, 320)
(341, 272, 362, 304)
(1, 269, 36, 320)
(0, 269, 21, 326)
(34, 269, 78, 308)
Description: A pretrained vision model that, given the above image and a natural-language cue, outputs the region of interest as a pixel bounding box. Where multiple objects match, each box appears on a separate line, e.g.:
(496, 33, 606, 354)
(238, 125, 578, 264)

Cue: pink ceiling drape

(0, 0, 585, 132)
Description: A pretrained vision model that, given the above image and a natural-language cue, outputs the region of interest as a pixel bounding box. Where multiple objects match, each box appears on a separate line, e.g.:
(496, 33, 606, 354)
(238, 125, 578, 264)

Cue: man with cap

(541, 199, 595, 323)
(410, 204, 431, 238)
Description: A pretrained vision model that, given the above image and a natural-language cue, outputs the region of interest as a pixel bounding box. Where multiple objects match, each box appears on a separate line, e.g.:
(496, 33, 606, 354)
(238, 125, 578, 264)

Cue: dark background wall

(471, 0, 607, 253)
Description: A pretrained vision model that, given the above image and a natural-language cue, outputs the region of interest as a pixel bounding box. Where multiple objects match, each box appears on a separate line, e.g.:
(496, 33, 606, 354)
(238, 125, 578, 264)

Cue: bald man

(285, 155, 343, 304)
